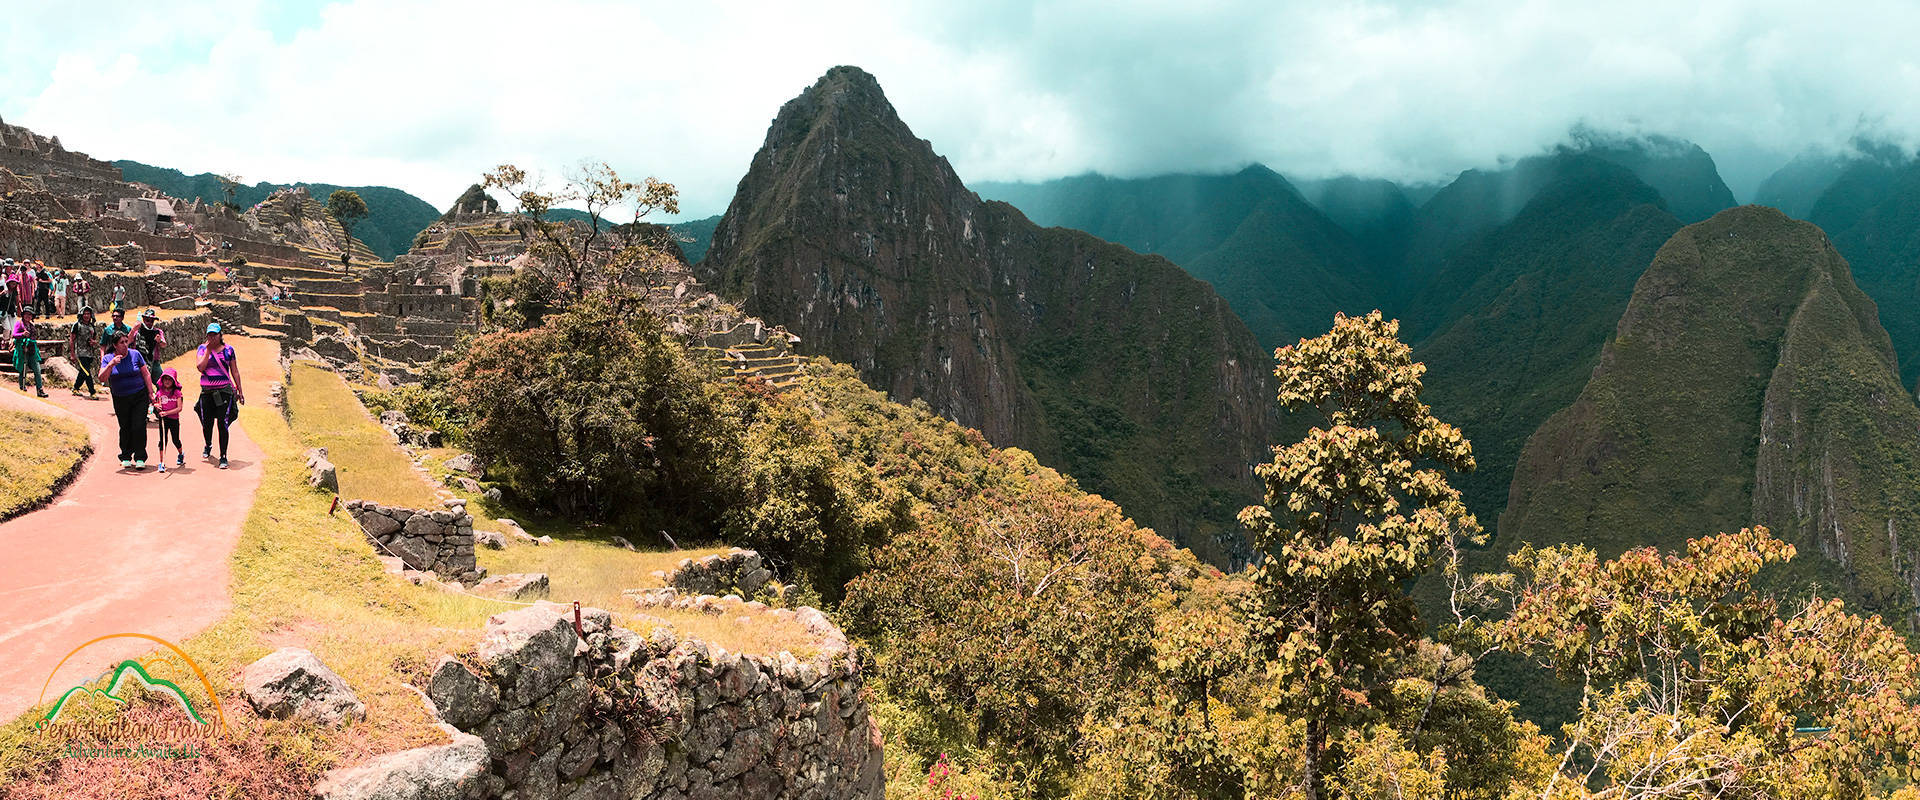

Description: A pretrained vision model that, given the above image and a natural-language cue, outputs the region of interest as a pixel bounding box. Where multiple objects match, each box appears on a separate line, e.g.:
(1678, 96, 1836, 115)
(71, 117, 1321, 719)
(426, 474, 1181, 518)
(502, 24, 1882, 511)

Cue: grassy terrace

(0, 349, 818, 793)
(0, 409, 89, 521)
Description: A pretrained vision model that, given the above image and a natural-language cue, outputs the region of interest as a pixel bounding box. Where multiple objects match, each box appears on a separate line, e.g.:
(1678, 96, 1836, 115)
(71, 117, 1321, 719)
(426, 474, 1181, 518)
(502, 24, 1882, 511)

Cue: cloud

(9, 0, 1920, 213)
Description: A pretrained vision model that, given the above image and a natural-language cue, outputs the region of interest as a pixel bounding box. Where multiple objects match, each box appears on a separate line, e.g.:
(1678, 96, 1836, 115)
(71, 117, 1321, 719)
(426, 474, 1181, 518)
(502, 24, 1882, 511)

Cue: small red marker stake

(329, 496, 339, 515)
(573, 601, 584, 638)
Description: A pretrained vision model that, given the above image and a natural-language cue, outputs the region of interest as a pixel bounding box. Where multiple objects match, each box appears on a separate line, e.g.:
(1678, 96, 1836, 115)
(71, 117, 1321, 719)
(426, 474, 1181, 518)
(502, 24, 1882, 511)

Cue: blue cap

(206, 322, 222, 334)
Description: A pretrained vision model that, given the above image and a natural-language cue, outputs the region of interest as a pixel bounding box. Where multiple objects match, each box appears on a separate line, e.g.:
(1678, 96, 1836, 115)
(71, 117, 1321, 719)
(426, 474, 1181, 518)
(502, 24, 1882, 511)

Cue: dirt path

(0, 337, 276, 723)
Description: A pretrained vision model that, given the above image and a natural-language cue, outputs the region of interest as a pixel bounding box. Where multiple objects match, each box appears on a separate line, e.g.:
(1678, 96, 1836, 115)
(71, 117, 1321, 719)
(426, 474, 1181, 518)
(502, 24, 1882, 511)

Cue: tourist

(2, 261, 17, 324)
(53, 269, 68, 316)
(100, 307, 133, 356)
(99, 330, 155, 469)
(11, 307, 45, 397)
(34, 264, 52, 317)
(195, 323, 243, 469)
(70, 271, 90, 311)
(151, 367, 185, 472)
(109, 282, 126, 311)
(133, 308, 167, 368)
(197, 275, 209, 298)
(67, 306, 99, 398)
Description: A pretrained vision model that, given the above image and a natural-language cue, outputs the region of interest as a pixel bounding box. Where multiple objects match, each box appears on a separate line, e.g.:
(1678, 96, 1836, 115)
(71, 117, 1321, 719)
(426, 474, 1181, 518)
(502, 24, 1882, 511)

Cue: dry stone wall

(407, 602, 884, 800)
(345, 499, 483, 584)
(659, 548, 772, 597)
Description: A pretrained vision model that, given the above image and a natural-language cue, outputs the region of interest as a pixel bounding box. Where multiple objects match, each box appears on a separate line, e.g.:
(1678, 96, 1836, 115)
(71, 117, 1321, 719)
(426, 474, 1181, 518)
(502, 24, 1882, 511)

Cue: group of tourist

(3, 258, 96, 323)
(75, 312, 244, 472)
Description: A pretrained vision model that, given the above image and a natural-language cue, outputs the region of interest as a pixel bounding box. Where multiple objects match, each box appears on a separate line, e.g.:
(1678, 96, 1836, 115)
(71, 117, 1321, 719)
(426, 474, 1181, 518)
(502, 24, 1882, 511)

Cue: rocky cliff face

(698, 66, 1271, 560)
(1500, 205, 1920, 624)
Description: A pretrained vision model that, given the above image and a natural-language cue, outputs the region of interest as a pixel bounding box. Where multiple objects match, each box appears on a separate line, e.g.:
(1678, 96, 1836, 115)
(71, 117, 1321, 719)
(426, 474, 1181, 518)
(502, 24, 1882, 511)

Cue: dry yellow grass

(285, 362, 441, 509)
(0, 409, 89, 520)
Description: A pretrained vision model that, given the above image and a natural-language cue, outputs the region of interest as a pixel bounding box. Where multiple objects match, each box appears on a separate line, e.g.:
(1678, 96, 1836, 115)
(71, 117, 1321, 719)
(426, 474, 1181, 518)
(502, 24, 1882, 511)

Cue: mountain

(975, 166, 1380, 349)
(1571, 133, 1737, 224)
(1291, 175, 1417, 269)
(1499, 205, 1920, 625)
(1802, 151, 1920, 391)
(1755, 151, 1853, 219)
(698, 66, 1272, 562)
(114, 160, 439, 260)
(1407, 155, 1684, 528)
(670, 214, 721, 264)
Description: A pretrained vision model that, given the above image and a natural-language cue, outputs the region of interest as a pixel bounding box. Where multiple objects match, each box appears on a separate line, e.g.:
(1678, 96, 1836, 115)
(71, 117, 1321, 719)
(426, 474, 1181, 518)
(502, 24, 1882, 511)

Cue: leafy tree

(1501, 527, 1920, 798)
(1237, 310, 1481, 799)
(843, 475, 1192, 796)
(483, 161, 678, 300)
(216, 173, 242, 213)
(326, 190, 370, 265)
(445, 300, 905, 595)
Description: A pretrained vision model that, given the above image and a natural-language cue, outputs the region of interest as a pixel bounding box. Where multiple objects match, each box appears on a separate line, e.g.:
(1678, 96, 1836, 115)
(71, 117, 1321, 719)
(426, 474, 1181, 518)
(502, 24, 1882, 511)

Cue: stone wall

(345, 499, 483, 585)
(396, 602, 884, 800)
(661, 549, 773, 597)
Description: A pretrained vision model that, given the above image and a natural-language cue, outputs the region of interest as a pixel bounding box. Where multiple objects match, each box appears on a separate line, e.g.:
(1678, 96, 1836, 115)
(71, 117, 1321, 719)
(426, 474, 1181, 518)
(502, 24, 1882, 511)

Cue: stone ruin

(655, 548, 774, 597)
(314, 602, 884, 800)
(345, 498, 484, 585)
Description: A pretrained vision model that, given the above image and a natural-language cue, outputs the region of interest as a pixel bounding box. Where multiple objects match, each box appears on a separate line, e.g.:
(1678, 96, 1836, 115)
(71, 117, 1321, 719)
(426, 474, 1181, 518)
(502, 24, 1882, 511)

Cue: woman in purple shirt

(98, 330, 156, 469)
(195, 323, 244, 469)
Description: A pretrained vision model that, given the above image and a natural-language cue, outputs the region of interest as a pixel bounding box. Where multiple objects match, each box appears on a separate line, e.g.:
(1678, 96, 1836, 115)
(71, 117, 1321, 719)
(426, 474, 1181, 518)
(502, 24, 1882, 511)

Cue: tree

(482, 161, 678, 301)
(326, 190, 370, 266)
(1501, 528, 1920, 799)
(216, 173, 242, 213)
(843, 473, 1188, 796)
(1237, 311, 1481, 800)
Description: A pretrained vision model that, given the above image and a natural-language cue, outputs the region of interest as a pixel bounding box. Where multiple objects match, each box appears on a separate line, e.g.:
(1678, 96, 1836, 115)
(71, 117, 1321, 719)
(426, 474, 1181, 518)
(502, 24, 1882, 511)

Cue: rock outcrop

(699, 66, 1270, 561)
(312, 727, 491, 800)
(661, 549, 772, 597)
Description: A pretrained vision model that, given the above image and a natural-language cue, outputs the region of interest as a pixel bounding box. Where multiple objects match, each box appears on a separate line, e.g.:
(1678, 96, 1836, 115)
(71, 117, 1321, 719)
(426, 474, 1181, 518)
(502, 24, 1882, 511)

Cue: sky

(7, 0, 1920, 218)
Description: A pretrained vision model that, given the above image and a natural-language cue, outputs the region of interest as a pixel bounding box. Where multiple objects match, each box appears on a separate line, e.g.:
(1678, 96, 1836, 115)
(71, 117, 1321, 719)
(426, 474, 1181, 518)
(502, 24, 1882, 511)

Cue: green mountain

(1803, 151, 1920, 391)
(113, 160, 440, 260)
(1570, 132, 1737, 224)
(975, 167, 1380, 349)
(698, 66, 1272, 563)
(1292, 175, 1417, 269)
(1500, 205, 1920, 625)
(1407, 155, 1684, 528)
(670, 214, 721, 264)
(1755, 151, 1853, 219)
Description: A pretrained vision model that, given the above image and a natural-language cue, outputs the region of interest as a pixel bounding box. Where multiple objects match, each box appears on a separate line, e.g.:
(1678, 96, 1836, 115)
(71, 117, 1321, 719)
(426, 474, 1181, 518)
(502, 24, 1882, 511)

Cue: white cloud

(9, 0, 1920, 213)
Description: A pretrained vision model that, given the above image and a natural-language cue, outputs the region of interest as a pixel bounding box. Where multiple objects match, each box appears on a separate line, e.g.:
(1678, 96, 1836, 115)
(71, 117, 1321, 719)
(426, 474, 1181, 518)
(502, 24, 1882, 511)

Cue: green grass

(0, 409, 89, 520)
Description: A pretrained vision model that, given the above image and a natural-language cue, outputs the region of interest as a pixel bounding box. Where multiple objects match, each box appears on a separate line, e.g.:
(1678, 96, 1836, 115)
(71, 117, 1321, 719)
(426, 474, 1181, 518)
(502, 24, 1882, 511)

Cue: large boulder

(305, 448, 338, 493)
(476, 606, 578, 708)
(311, 728, 490, 800)
(426, 657, 498, 729)
(473, 530, 507, 550)
(241, 647, 365, 727)
(443, 452, 483, 477)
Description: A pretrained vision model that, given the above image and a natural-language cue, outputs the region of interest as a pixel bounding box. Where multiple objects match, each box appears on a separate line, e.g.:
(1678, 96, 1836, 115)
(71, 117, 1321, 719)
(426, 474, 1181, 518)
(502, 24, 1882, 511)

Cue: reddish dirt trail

(0, 337, 275, 723)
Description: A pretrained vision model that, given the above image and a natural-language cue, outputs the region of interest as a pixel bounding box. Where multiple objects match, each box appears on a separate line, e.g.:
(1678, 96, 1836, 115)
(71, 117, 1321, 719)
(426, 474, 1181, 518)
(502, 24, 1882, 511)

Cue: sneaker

(219, 457, 229, 470)
(177, 454, 184, 467)
(119, 458, 131, 468)
(134, 460, 145, 470)
(158, 463, 167, 473)
(203, 446, 212, 460)
(36, 391, 47, 397)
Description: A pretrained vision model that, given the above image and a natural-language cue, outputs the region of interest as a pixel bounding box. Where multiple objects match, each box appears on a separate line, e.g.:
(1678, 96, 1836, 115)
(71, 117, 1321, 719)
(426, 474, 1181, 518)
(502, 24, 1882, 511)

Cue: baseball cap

(206, 322, 223, 334)
(141, 308, 158, 319)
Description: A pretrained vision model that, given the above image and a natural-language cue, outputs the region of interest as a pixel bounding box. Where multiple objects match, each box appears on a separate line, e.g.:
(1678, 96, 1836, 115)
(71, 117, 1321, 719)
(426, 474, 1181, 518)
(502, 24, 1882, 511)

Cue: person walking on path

(67, 306, 100, 398)
(11, 308, 46, 397)
(99, 330, 154, 469)
(33, 265, 52, 317)
(100, 307, 133, 358)
(53, 269, 68, 317)
(152, 367, 185, 472)
(195, 323, 244, 469)
(2, 263, 17, 327)
(133, 309, 167, 368)
(109, 282, 127, 312)
(70, 271, 90, 314)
